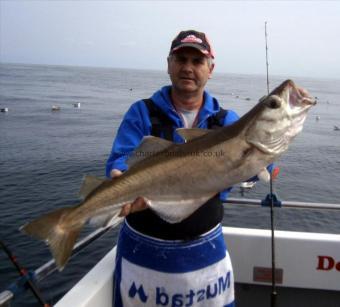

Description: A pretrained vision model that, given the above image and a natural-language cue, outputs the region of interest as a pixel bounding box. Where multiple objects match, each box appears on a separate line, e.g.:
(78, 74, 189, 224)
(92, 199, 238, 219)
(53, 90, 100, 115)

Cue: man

(106, 30, 238, 307)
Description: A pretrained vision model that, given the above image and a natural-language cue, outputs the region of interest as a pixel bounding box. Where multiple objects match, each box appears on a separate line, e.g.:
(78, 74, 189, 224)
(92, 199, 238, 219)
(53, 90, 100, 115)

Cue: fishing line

(265, 21, 278, 307)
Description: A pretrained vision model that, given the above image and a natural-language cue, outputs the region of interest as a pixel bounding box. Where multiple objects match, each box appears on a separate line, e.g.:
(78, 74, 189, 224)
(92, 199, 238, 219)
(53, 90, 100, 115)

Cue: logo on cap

(181, 35, 203, 44)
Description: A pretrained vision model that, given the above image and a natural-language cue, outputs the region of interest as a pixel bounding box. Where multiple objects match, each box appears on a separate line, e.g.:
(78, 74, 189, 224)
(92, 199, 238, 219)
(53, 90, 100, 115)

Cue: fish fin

(127, 136, 173, 167)
(176, 128, 210, 142)
(258, 167, 271, 182)
(79, 175, 107, 199)
(89, 212, 124, 228)
(20, 207, 83, 270)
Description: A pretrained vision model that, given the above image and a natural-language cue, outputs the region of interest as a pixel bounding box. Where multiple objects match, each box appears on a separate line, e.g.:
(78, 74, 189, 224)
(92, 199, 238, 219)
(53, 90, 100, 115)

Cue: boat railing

(1, 197, 340, 306)
(225, 197, 340, 210)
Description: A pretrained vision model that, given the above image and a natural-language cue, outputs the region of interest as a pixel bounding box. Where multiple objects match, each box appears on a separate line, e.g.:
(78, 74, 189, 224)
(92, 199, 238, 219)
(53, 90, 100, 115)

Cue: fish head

(246, 79, 316, 156)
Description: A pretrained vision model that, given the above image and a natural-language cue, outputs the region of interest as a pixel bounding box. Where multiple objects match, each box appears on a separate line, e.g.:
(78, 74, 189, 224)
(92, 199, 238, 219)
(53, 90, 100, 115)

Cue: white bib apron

(113, 221, 235, 307)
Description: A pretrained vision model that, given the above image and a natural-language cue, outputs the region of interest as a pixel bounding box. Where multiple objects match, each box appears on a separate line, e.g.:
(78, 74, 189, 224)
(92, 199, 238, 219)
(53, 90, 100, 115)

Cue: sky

(1, 1, 339, 79)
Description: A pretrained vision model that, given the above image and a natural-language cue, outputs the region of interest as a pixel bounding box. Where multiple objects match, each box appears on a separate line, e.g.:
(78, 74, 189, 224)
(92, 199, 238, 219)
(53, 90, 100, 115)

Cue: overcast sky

(1, 1, 339, 79)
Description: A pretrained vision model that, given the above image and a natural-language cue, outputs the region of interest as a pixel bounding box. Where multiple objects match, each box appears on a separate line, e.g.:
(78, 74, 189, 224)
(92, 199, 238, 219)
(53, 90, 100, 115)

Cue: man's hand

(110, 169, 148, 217)
(118, 196, 148, 217)
(110, 169, 123, 178)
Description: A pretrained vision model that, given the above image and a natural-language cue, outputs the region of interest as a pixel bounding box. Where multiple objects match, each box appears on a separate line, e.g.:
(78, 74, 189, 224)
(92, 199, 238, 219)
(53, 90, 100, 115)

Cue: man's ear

(167, 56, 171, 74)
(208, 63, 215, 79)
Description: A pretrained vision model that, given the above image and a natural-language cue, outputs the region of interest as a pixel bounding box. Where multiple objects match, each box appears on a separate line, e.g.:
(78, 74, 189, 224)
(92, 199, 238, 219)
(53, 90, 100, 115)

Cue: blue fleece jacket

(105, 85, 240, 200)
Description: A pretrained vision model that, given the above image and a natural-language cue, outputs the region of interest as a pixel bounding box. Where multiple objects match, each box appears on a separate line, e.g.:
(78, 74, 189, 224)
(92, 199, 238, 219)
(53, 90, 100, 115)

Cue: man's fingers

(130, 197, 148, 213)
(119, 203, 132, 217)
(118, 197, 148, 217)
(111, 169, 123, 179)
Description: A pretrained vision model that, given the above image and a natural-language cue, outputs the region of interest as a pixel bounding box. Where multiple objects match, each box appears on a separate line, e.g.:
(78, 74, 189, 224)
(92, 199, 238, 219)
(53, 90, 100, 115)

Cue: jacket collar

(150, 86, 220, 128)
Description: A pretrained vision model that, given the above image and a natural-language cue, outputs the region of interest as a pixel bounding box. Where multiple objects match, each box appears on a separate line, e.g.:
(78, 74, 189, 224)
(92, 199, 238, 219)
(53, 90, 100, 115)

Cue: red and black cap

(169, 30, 215, 59)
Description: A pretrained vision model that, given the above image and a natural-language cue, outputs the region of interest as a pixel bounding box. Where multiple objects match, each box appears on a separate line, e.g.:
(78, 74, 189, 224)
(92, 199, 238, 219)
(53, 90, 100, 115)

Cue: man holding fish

(106, 30, 240, 307)
(21, 29, 315, 307)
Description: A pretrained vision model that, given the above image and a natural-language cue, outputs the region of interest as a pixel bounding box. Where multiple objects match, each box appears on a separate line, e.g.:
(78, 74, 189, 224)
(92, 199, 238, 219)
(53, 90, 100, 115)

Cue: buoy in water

(52, 105, 61, 111)
(240, 181, 256, 189)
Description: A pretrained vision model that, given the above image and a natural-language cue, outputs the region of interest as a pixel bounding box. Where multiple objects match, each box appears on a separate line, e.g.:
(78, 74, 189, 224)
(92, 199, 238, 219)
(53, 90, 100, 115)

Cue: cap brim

(171, 43, 212, 58)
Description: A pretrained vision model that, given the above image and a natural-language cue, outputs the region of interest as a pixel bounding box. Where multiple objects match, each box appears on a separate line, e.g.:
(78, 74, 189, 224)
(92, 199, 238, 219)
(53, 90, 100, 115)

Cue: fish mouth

(272, 79, 316, 110)
(246, 80, 316, 156)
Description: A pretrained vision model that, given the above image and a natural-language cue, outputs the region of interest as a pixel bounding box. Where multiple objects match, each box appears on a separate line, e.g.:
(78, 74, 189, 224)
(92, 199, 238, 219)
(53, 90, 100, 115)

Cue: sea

(0, 63, 339, 306)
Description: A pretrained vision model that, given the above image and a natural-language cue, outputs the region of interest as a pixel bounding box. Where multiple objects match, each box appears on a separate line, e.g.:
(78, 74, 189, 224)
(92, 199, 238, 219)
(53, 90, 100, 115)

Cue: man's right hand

(110, 169, 123, 178)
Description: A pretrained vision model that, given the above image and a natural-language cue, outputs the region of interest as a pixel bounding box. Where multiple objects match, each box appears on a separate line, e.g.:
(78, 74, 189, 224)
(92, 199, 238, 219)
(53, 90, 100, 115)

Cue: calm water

(0, 63, 339, 306)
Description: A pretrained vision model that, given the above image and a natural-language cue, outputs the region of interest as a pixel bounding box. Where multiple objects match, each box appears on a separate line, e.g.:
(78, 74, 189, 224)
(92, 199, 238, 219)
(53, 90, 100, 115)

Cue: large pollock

(21, 80, 316, 270)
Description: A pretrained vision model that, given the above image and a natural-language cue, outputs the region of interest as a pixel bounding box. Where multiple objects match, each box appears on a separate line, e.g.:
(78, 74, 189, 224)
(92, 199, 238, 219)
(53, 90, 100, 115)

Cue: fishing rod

(0, 222, 117, 306)
(264, 21, 278, 307)
(0, 240, 51, 307)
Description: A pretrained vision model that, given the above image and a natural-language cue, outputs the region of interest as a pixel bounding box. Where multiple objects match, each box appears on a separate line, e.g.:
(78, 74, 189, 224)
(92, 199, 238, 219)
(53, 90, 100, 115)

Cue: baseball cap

(169, 30, 215, 59)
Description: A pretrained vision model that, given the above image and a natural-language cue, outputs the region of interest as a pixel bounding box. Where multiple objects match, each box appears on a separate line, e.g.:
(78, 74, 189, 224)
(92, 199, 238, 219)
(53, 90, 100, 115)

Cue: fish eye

(266, 96, 281, 109)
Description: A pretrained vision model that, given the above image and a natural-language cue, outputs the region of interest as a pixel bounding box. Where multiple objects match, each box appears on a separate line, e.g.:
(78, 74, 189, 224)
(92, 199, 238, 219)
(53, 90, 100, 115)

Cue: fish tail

(20, 207, 83, 270)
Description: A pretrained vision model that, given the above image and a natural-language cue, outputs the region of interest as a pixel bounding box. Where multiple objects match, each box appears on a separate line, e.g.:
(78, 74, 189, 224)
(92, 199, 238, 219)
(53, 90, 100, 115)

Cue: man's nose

(181, 60, 194, 72)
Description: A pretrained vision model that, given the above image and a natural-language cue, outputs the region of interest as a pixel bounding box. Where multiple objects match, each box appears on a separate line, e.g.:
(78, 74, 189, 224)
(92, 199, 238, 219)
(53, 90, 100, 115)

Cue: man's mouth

(180, 77, 195, 82)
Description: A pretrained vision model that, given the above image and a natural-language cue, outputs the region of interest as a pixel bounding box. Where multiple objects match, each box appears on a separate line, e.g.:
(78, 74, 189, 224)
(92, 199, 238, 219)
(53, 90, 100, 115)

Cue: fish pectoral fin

(258, 167, 271, 182)
(20, 207, 83, 270)
(176, 128, 211, 142)
(127, 136, 173, 167)
(79, 175, 108, 199)
(88, 212, 124, 228)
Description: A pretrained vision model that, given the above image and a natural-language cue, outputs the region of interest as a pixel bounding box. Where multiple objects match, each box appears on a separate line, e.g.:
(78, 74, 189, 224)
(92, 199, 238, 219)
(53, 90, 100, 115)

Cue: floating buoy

(240, 181, 256, 189)
(52, 105, 61, 111)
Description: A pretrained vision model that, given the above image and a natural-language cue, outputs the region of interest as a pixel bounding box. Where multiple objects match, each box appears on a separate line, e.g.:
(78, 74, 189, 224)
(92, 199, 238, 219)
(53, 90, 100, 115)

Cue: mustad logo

(129, 282, 148, 302)
(128, 271, 231, 305)
(316, 255, 340, 271)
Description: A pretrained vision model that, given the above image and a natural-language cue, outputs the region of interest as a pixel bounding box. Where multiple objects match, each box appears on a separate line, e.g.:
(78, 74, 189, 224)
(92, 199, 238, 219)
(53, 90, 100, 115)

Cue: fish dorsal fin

(176, 128, 211, 142)
(127, 136, 173, 168)
(79, 175, 107, 199)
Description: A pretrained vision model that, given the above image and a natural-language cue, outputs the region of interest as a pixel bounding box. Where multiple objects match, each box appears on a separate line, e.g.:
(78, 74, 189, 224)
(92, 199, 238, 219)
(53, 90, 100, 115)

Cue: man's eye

(175, 57, 186, 63)
(173, 56, 205, 65)
(193, 58, 205, 65)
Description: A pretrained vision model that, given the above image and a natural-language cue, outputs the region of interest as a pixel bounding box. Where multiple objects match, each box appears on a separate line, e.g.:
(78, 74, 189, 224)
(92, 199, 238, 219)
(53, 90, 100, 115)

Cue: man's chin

(178, 82, 197, 91)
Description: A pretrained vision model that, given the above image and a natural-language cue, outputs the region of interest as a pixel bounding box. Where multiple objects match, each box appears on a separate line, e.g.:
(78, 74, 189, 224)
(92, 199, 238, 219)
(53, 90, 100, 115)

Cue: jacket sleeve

(105, 101, 151, 178)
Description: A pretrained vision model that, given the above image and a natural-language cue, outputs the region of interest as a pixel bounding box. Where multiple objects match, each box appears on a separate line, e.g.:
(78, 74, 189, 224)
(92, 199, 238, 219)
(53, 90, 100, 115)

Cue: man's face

(167, 47, 214, 95)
